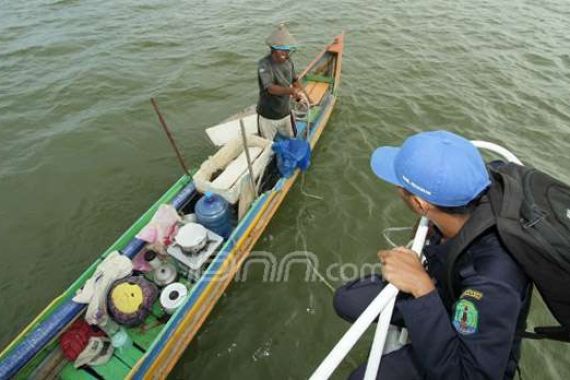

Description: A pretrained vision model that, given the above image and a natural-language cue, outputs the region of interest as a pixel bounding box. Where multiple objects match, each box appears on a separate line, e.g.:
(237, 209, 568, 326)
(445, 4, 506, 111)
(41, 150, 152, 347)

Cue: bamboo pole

(239, 119, 257, 197)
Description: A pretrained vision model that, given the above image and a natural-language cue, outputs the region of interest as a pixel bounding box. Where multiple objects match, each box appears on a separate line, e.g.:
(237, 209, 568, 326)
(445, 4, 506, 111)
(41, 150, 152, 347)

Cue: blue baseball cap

(370, 130, 490, 207)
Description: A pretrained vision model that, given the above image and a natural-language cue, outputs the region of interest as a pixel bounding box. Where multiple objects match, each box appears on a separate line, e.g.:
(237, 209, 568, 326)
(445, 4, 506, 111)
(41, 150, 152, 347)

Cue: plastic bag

(272, 139, 311, 178)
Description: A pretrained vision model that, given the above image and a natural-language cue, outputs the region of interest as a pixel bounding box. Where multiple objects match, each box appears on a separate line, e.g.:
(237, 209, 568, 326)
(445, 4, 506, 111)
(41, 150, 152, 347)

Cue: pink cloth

(132, 251, 153, 272)
(136, 204, 181, 254)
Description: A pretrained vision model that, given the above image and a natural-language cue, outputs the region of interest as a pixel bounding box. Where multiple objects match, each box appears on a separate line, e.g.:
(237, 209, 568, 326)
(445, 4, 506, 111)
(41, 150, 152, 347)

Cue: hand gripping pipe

(309, 217, 429, 380)
(363, 217, 429, 380)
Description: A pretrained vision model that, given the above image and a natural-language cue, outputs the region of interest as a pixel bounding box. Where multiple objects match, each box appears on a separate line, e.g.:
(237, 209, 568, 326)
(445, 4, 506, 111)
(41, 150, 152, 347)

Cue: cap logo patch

(402, 175, 432, 196)
(452, 299, 479, 335)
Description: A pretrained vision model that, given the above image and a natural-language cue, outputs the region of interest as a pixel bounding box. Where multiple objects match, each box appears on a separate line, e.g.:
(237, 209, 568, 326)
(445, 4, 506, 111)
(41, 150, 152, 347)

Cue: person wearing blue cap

(333, 131, 531, 379)
(257, 24, 306, 140)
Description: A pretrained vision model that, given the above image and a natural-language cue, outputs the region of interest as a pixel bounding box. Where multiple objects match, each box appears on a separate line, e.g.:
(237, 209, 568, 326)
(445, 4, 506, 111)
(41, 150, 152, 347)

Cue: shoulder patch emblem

(452, 299, 479, 335)
(461, 289, 483, 301)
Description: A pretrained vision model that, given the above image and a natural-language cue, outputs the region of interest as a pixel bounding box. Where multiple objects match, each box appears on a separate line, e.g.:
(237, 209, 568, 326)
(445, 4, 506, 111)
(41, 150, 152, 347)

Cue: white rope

(301, 173, 325, 200)
(381, 226, 413, 248)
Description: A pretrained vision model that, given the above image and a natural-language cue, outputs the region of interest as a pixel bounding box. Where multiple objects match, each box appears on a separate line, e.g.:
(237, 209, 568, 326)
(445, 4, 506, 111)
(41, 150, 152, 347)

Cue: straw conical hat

(265, 23, 297, 48)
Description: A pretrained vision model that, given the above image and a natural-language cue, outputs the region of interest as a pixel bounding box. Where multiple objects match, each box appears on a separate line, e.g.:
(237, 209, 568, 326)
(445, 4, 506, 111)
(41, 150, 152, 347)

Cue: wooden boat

(0, 33, 344, 379)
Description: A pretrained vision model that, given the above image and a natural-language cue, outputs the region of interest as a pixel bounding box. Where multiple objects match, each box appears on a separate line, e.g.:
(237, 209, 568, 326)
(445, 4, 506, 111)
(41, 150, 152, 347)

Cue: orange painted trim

(299, 32, 345, 80)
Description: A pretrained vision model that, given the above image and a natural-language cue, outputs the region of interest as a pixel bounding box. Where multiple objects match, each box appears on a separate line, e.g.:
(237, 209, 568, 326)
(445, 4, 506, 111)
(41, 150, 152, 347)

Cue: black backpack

(444, 162, 570, 342)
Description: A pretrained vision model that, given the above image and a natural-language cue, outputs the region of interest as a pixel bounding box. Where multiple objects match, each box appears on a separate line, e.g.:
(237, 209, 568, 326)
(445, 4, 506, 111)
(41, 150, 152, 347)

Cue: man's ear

(411, 196, 431, 216)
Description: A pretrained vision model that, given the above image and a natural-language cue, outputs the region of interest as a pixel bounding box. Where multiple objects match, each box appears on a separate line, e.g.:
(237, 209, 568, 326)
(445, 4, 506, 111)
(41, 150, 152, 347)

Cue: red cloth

(59, 319, 105, 362)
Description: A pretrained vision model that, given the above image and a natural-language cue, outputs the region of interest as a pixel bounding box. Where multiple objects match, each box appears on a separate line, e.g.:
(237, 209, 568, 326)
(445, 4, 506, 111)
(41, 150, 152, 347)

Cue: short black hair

(401, 187, 485, 215)
(435, 196, 482, 215)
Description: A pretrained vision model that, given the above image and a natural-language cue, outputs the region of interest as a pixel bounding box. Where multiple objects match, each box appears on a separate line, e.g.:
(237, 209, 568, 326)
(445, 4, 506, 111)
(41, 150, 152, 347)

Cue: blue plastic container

(195, 192, 234, 239)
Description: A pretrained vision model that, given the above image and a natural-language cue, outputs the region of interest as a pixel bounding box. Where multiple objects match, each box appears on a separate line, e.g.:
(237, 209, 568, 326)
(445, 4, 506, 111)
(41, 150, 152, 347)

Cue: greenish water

(1, 0, 570, 378)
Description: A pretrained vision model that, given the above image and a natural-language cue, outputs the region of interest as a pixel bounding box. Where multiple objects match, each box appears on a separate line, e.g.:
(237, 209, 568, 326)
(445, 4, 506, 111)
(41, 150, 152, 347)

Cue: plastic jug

(195, 192, 234, 239)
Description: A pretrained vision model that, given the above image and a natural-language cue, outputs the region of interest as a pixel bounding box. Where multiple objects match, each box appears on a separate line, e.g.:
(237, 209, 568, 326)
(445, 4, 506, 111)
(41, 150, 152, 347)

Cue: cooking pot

(174, 223, 208, 254)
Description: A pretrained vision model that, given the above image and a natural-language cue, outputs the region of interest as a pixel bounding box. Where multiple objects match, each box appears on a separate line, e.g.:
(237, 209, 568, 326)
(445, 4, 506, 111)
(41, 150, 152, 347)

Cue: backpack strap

(488, 163, 524, 220)
(520, 326, 570, 343)
(444, 200, 497, 300)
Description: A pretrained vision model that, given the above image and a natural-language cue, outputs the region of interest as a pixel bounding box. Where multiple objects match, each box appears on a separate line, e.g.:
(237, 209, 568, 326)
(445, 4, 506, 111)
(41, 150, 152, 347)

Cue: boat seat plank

(304, 74, 334, 83)
(60, 363, 98, 380)
(127, 314, 165, 351)
(305, 81, 329, 105)
(89, 355, 131, 379)
(114, 344, 145, 368)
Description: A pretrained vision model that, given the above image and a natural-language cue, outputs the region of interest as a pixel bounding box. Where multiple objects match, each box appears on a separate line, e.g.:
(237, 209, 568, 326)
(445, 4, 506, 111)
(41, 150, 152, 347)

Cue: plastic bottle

(100, 319, 132, 352)
(195, 192, 234, 239)
(111, 327, 133, 352)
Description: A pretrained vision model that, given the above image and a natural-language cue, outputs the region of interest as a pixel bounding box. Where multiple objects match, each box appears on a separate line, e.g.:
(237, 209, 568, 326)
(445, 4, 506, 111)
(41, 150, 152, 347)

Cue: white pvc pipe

(471, 140, 523, 165)
(364, 296, 395, 380)
(310, 217, 429, 380)
(309, 284, 398, 380)
(363, 217, 429, 380)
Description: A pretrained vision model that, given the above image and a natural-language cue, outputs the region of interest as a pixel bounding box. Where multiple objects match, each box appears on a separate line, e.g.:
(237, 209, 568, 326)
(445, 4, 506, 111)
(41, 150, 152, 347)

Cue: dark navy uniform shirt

(257, 54, 297, 119)
(396, 229, 531, 380)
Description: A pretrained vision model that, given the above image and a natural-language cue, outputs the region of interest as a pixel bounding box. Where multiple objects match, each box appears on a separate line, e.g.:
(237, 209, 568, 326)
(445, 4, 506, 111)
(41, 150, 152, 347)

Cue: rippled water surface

(1, 0, 570, 378)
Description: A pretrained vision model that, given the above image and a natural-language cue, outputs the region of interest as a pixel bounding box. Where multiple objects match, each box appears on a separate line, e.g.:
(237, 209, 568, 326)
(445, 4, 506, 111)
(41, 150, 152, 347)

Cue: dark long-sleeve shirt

(396, 230, 530, 380)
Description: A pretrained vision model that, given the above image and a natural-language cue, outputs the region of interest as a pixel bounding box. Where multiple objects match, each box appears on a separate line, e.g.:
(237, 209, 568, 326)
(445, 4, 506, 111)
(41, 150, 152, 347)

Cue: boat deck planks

(90, 355, 132, 379)
(60, 363, 98, 380)
(127, 314, 165, 351)
(61, 354, 132, 380)
(305, 81, 330, 105)
(114, 344, 145, 368)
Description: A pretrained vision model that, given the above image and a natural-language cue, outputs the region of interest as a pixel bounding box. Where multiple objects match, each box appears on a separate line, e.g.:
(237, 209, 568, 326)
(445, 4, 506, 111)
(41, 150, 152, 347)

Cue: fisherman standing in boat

(257, 24, 306, 140)
(333, 131, 531, 379)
